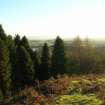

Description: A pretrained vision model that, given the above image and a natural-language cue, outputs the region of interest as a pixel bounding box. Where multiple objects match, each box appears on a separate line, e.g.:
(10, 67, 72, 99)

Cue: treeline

(66, 36, 105, 74)
(0, 25, 105, 99)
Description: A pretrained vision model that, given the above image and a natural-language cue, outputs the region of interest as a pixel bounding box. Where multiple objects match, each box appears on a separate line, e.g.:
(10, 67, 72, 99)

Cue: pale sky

(0, 0, 105, 39)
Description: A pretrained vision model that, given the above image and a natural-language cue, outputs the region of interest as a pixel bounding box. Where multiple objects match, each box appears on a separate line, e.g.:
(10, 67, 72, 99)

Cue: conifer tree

(14, 34, 21, 46)
(21, 36, 29, 47)
(21, 36, 31, 52)
(39, 43, 51, 80)
(20, 36, 33, 60)
(6, 35, 14, 49)
(0, 39, 11, 95)
(17, 46, 34, 87)
(9, 35, 20, 89)
(52, 36, 66, 76)
(10, 45, 18, 90)
(0, 24, 7, 41)
(13, 35, 34, 89)
(31, 51, 40, 79)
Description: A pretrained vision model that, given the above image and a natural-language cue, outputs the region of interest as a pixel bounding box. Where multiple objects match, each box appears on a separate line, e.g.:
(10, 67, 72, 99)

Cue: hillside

(4, 75, 105, 105)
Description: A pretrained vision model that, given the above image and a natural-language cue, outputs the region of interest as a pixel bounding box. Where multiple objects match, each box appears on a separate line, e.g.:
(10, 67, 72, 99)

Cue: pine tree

(39, 43, 51, 80)
(20, 36, 33, 60)
(10, 45, 18, 90)
(13, 35, 34, 89)
(52, 36, 66, 77)
(6, 35, 14, 49)
(21, 36, 31, 52)
(31, 51, 40, 79)
(14, 34, 21, 46)
(0, 39, 11, 96)
(21, 36, 29, 48)
(0, 24, 7, 41)
(17, 46, 34, 87)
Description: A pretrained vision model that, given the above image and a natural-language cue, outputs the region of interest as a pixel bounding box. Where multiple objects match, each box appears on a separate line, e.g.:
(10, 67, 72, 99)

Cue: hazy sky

(0, 0, 105, 39)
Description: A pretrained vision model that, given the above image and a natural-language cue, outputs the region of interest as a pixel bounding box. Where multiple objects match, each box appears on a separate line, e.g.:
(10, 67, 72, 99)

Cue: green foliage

(0, 24, 7, 41)
(52, 36, 66, 76)
(6, 35, 14, 49)
(14, 34, 21, 46)
(31, 51, 40, 79)
(20, 36, 33, 61)
(16, 46, 34, 87)
(21, 36, 31, 51)
(54, 94, 103, 105)
(39, 43, 51, 80)
(0, 39, 11, 95)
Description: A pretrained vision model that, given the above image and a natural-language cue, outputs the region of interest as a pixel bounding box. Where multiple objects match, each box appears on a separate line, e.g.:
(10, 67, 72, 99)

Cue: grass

(54, 94, 102, 105)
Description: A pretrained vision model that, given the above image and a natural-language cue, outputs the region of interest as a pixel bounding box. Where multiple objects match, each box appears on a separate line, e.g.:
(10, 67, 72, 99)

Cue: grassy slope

(4, 74, 105, 105)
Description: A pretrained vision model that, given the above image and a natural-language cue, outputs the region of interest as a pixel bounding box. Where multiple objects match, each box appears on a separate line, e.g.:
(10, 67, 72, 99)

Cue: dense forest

(0, 24, 105, 104)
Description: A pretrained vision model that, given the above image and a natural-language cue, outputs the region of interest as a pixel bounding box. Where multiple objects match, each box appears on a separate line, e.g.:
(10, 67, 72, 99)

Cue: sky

(0, 0, 105, 39)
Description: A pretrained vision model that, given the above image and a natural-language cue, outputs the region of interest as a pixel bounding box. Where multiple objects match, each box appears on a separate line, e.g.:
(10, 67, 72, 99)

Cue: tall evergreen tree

(31, 51, 40, 79)
(21, 36, 31, 52)
(10, 35, 21, 90)
(21, 36, 30, 50)
(17, 46, 34, 87)
(0, 39, 11, 96)
(20, 36, 33, 59)
(39, 43, 51, 80)
(0, 24, 7, 41)
(6, 35, 14, 49)
(14, 34, 21, 46)
(10, 45, 18, 90)
(13, 35, 34, 89)
(52, 36, 66, 76)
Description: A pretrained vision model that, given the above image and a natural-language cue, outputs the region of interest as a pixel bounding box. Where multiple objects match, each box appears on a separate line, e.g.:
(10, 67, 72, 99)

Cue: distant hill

(29, 39, 105, 49)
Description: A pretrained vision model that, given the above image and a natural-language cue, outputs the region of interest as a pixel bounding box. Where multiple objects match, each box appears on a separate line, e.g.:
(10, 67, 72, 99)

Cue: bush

(54, 94, 103, 105)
